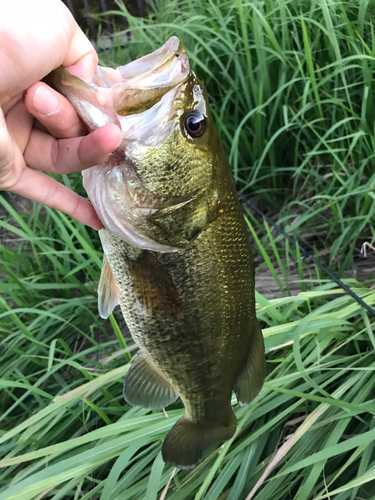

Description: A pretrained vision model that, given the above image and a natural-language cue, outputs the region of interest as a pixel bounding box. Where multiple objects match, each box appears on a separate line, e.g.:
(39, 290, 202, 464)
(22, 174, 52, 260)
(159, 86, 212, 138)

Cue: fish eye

(183, 110, 206, 138)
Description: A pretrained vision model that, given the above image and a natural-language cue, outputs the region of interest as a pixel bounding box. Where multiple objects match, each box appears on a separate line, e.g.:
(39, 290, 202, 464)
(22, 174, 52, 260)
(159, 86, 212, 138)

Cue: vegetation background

(1, 0, 375, 498)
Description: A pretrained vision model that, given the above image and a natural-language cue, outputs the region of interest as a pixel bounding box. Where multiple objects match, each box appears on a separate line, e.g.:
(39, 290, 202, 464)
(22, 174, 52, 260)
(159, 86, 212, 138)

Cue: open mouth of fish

(50, 36, 190, 145)
(97, 37, 189, 114)
(96, 36, 190, 149)
(48, 37, 198, 252)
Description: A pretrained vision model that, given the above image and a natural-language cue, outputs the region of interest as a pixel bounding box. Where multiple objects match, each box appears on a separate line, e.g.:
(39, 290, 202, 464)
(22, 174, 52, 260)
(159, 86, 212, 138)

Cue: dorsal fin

(98, 254, 120, 319)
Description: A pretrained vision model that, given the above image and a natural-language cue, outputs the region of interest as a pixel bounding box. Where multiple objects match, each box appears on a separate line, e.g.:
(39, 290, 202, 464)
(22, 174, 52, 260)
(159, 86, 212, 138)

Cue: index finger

(12, 166, 104, 230)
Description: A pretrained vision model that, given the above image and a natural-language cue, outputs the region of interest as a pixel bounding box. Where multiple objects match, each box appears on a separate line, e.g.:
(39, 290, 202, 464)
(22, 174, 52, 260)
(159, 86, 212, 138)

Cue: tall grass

(1, 1, 375, 499)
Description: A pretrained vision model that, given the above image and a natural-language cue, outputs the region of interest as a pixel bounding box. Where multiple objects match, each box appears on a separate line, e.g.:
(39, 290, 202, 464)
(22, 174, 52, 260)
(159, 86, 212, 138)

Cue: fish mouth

(91, 36, 190, 150)
(96, 36, 189, 116)
(111, 37, 190, 149)
(47, 37, 190, 146)
(85, 36, 189, 126)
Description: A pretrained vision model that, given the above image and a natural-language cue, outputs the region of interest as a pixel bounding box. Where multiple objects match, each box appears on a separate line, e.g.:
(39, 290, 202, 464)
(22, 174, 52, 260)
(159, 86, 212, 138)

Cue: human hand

(0, 0, 122, 229)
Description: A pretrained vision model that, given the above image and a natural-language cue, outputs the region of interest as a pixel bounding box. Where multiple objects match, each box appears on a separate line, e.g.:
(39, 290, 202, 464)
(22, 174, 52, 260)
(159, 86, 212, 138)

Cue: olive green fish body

(49, 37, 266, 468)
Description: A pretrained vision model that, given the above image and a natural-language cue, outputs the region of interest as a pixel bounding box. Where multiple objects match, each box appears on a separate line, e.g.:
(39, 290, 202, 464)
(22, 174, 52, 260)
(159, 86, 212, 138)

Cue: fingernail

(33, 86, 59, 116)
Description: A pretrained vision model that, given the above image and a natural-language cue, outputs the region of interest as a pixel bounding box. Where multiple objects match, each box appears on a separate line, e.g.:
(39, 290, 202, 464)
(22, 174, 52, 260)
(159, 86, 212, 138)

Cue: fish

(47, 37, 266, 469)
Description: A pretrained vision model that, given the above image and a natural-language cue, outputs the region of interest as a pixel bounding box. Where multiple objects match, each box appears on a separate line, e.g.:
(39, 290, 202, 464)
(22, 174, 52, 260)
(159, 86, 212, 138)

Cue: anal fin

(123, 352, 178, 409)
(98, 254, 119, 319)
(234, 320, 266, 405)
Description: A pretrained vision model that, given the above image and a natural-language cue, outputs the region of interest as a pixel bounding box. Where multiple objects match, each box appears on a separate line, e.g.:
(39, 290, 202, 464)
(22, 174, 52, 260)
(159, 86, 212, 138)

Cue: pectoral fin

(126, 252, 181, 315)
(98, 255, 119, 319)
(234, 321, 266, 405)
(123, 352, 178, 409)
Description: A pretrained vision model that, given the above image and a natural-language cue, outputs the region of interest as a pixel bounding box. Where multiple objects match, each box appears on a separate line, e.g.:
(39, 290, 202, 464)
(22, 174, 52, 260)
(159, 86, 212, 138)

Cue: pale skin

(0, 0, 122, 229)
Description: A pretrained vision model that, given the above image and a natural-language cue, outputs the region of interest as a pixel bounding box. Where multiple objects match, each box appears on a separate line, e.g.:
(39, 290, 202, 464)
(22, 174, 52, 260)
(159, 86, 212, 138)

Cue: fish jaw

(97, 36, 190, 117)
(95, 36, 188, 90)
(80, 84, 181, 251)
(48, 38, 191, 252)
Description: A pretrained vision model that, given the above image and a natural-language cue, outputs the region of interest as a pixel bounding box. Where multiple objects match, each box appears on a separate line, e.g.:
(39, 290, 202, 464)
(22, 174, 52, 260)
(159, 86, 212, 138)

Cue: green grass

(1, 0, 375, 499)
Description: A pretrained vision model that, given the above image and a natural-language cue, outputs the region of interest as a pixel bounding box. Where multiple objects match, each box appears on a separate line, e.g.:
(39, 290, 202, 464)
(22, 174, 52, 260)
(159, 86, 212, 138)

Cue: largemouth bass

(48, 37, 266, 469)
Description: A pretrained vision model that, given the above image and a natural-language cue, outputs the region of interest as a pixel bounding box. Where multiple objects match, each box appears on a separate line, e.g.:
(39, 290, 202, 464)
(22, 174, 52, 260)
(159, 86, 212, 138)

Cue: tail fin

(162, 413, 237, 469)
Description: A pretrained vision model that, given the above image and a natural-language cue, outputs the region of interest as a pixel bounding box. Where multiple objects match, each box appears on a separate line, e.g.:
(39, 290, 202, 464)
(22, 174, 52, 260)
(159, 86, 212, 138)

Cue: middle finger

(24, 124, 122, 175)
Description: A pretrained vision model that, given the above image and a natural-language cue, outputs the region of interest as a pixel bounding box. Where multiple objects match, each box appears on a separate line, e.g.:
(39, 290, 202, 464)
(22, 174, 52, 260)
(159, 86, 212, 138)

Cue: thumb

(60, 3, 98, 81)
(0, 109, 15, 189)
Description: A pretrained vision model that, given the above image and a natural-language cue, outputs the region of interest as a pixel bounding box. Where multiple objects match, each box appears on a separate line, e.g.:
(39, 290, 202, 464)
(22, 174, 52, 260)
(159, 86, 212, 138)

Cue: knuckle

(51, 137, 86, 175)
(88, 51, 99, 69)
(0, 153, 16, 191)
